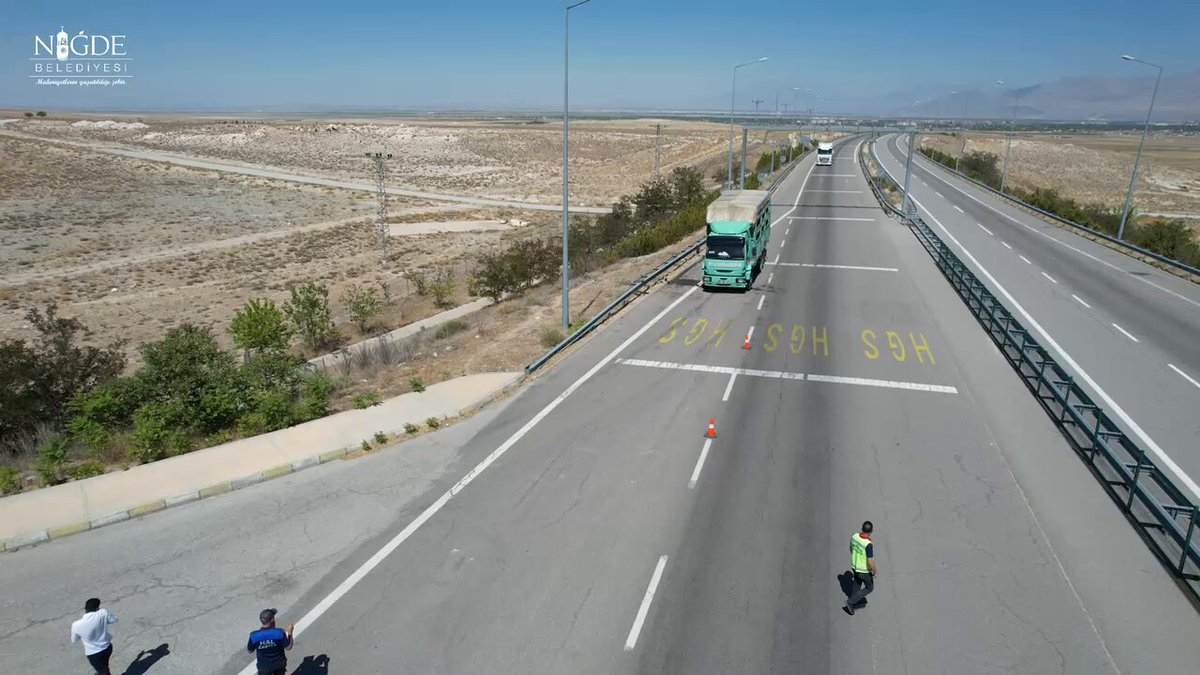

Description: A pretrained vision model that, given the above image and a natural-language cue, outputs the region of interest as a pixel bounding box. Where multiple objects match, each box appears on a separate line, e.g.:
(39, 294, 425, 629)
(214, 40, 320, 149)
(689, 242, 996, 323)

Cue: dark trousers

(86, 644, 113, 675)
(847, 571, 874, 606)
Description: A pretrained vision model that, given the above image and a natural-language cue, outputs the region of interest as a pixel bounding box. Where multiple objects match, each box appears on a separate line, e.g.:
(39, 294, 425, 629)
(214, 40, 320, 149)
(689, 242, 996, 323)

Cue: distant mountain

(872, 70, 1200, 122)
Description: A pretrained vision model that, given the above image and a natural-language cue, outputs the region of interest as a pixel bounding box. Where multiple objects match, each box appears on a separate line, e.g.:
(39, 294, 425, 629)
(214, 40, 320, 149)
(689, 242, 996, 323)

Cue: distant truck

(816, 142, 834, 166)
(702, 190, 771, 290)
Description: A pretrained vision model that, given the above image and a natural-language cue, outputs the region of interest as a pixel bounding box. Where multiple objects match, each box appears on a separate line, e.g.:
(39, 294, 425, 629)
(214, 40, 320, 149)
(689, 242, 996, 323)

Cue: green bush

(404, 422, 420, 434)
(425, 417, 441, 430)
(471, 238, 561, 303)
(404, 270, 429, 296)
(342, 285, 384, 333)
(434, 319, 469, 340)
(428, 268, 456, 309)
(373, 431, 389, 445)
(295, 374, 334, 422)
(65, 461, 105, 481)
(284, 282, 338, 351)
(0, 466, 20, 495)
(229, 298, 292, 356)
(1130, 220, 1200, 266)
(249, 389, 295, 432)
(34, 436, 70, 486)
(130, 403, 189, 464)
(353, 392, 381, 409)
(360, 439, 372, 452)
(539, 326, 565, 347)
(68, 417, 111, 453)
(409, 377, 426, 393)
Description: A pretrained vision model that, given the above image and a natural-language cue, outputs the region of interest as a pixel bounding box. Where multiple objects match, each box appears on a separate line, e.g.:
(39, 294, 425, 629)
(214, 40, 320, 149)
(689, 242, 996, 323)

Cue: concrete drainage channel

(861, 137, 1200, 602)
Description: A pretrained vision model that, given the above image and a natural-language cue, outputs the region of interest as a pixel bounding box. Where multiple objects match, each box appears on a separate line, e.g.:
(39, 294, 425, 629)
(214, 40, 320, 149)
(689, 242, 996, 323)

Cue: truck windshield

(706, 235, 745, 260)
(818, 149, 832, 156)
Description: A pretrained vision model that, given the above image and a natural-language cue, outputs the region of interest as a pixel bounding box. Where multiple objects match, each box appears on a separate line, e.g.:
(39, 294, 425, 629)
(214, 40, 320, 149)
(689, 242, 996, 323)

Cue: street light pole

(902, 131, 916, 216)
(1117, 54, 1164, 241)
(562, 0, 592, 330)
(728, 57, 767, 189)
(651, 123, 665, 180)
(996, 81, 1022, 194)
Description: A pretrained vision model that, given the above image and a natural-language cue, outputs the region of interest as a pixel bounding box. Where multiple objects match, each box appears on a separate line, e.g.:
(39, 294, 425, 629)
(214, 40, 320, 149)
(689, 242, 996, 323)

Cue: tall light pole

(996, 80, 1023, 194)
(775, 86, 799, 115)
(651, 123, 665, 180)
(951, 90, 968, 172)
(728, 57, 768, 189)
(562, 0, 592, 330)
(752, 98, 763, 113)
(1117, 54, 1164, 241)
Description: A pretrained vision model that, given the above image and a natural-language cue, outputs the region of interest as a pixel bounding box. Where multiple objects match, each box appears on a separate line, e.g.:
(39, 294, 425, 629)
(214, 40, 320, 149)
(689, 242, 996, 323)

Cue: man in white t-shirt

(70, 598, 118, 674)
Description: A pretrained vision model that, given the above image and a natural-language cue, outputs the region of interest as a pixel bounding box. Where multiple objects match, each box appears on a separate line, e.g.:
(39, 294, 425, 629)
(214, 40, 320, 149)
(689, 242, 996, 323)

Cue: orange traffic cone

(742, 333, 752, 350)
(706, 418, 717, 438)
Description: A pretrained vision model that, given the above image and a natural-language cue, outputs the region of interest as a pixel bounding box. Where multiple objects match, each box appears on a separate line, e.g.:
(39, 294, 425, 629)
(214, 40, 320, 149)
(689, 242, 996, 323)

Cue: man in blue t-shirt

(246, 608, 293, 675)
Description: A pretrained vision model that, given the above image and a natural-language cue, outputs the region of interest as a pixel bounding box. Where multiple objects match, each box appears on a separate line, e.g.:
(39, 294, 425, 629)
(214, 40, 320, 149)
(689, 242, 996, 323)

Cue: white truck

(816, 142, 834, 166)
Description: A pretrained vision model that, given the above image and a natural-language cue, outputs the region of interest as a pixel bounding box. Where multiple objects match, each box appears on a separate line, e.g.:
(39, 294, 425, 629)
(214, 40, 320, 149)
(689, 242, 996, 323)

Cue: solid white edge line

(1072, 294, 1091, 308)
(1112, 323, 1139, 343)
(689, 438, 714, 489)
(901, 138, 1200, 311)
(624, 555, 669, 651)
(769, 157, 819, 229)
(1168, 364, 1200, 390)
(1042, 272, 1058, 284)
(756, 295, 765, 311)
(616, 359, 957, 395)
(874, 142, 1200, 502)
(722, 371, 738, 401)
(234, 286, 701, 675)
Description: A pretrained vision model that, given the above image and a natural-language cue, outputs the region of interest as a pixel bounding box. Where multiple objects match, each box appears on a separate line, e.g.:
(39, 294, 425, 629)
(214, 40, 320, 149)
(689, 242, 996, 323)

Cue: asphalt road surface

(2, 137, 1199, 675)
(875, 133, 1200, 498)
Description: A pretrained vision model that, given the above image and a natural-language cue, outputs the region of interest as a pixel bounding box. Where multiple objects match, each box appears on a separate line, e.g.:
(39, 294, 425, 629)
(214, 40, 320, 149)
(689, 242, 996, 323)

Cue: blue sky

(4, 0, 1198, 115)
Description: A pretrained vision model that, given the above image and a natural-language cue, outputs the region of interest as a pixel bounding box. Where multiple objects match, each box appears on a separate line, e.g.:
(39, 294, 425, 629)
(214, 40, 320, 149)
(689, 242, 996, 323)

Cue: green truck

(701, 190, 771, 290)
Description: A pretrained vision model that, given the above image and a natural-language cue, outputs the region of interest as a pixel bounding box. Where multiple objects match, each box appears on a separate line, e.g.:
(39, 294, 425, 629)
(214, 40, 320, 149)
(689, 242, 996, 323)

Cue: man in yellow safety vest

(844, 520, 876, 615)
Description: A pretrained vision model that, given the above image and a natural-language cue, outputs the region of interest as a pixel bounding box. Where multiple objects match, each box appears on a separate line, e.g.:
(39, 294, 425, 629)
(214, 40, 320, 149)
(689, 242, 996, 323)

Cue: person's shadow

(836, 571, 868, 607)
(291, 654, 330, 674)
(121, 643, 170, 675)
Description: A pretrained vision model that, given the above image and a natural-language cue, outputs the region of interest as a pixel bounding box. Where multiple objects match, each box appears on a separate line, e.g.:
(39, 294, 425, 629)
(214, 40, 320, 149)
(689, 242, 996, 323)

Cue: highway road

(3, 137, 1200, 675)
(875, 134, 1200, 497)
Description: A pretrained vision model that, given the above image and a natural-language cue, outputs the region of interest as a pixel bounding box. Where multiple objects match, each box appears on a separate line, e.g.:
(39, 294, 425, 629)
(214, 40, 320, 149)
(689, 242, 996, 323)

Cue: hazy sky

(4, 0, 1198, 113)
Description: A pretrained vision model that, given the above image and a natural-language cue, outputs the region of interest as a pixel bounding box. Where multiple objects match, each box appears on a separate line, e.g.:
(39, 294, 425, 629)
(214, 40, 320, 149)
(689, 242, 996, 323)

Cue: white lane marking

(785, 227, 790, 235)
(822, 173, 858, 177)
(780, 239, 786, 249)
(977, 223, 993, 235)
(745, 325, 755, 341)
(1168, 363, 1200, 390)
(908, 146, 1200, 311)
(722, 371, 738, 401)
(1002, 241, 1012, 249)
(625, 555, 668, 651)
(616, 359, 957, 394)
(790, 216, 876, 222)
(1041, 272, 1058, 284)
(953, 205, 965, 213)
(801, 263, 899, 272)
(770, 160, 819, 228)
(877, 166, 1200, 500)
(773, 253, 781, 264)
(1112, 323, 1139, 343)
(935, 191, 944, 198)
(1019, 255, 1032, 265)
(233, 287, 700, 674)
(853, 139, 862, 164)
(756, 295, 765, 311)
(1072, 294, 1091, 308)
(688, 439, 714, 489)
(806, 189, 863, 193)
(767, 272, 774, 284)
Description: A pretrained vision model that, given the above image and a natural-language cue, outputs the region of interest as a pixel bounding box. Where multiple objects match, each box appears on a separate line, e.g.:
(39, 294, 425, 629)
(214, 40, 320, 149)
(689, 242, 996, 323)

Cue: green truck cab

(701, 190, 771, 290)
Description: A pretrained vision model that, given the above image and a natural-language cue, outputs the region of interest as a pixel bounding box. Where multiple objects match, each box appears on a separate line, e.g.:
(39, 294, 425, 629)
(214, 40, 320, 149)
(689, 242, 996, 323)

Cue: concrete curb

(1, 373, 526, 553)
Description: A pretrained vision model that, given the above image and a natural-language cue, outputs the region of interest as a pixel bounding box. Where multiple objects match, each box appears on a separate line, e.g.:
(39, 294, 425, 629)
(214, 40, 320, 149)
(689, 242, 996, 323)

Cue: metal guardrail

(526, 143, 815, 373)
(861, 137, 1200, 602)
(900, 136, 1200, 278)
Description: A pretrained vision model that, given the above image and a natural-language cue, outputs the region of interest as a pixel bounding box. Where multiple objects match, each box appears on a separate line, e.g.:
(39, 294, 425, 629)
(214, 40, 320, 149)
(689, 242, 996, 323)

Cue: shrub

(284, 282, 338, 350)
(130, 403, 190, 464)
(425, 417, 441, 430)
(471, 238, 560, 303)
(404, 270, 429, 296)
(295, 374, 333, 421)
(1130, 220, 1200, 266)
(23, 111, 33, 118)
(34, 436, 70, 486)
(428, 268, 456, 308)
(68, 417, 111, 453)
(0, 466, 20, 495)
(373, 431, 388, 445)
(360, 439, 372, 452)
(248, 388, 295, 432)
(539, 326, 565, 347)
(36, 111, 47, 117)
(408, 377, 426, 393)
(230, 298, 292, 357)
(353, 392, 381, 409)
(342, 284, 384, 333)
(404, 422, 420, 434)
(65, 461, 105, 481)
(434, 319, 469, 340)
